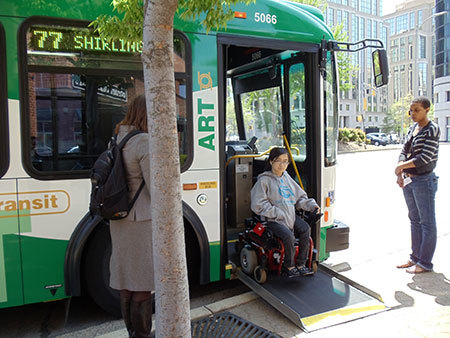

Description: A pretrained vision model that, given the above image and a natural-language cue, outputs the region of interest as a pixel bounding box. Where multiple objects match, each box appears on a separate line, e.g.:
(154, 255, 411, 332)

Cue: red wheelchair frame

(237, 218, 314, 283)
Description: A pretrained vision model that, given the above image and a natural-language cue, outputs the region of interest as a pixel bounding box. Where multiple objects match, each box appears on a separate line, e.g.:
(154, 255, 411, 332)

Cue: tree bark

(142, 0, 191, 337)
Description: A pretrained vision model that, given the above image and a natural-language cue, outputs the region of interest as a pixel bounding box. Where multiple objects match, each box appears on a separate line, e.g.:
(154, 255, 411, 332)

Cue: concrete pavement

(94, 229, 450, 338)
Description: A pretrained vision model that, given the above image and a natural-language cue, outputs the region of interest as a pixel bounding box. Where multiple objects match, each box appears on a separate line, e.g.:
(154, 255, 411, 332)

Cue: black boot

(120, 292, 135, 337)
(130, 296, 153, 338)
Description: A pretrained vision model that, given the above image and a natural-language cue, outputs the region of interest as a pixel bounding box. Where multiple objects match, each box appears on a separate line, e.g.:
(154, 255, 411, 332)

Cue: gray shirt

(250, 171, 318, 230)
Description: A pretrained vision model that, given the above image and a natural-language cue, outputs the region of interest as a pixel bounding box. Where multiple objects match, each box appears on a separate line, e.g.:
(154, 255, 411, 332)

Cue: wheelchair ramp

(236, 264, 387, 332)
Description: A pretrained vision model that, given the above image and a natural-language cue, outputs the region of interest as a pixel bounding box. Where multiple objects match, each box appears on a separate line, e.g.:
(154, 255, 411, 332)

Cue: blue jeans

(267, 216, 310, 268)
(402, 172, 438, 271)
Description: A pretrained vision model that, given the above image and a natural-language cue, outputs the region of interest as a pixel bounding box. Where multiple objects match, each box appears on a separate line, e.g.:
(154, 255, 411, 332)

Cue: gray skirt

(109, 219, 155, 291)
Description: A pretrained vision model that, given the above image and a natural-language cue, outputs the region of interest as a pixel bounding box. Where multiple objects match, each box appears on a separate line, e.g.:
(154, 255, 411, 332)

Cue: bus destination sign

(29, 26, 142, 55)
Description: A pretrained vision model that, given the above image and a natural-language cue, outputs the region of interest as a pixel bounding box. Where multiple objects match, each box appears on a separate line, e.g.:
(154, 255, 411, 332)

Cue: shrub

(339, 128, 365, 144)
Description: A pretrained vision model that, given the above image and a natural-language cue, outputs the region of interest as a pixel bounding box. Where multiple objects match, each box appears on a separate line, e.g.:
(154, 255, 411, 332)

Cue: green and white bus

(0, 0, 387, 317)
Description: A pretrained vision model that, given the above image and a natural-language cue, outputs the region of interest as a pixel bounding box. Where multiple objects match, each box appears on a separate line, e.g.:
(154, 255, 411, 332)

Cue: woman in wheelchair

(250, 147, 320, 278)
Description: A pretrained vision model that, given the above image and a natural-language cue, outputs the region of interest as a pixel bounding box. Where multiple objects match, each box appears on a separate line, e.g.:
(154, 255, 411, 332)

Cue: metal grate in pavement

(191, 311, 279, 338)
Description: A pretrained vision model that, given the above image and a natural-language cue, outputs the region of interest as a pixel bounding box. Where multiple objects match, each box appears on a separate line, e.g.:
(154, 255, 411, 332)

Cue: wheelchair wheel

(240, 247, 258, 275)
(254, 265, 267, 284)
(312, 261, 318, 273)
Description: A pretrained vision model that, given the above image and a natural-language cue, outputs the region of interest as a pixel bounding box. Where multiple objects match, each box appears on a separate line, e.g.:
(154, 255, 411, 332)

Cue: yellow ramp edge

(302, 299, 387, 331)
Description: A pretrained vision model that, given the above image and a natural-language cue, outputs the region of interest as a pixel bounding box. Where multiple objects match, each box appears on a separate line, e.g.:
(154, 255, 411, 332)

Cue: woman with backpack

(109, 95, 154, 337)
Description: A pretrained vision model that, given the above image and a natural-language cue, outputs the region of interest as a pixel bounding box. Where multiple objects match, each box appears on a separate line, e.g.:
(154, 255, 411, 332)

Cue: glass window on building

(419, 36, 426, 58)
(360, 0, 371, 14)
(391, 47, 398, 62)
(400, 46, 406, 60)
(410, 12, 415, 29)
(328, 8, 335, 26)
(418, 63, 427, 93)
(367, 19, 372, 38)
(344, 11, 349, 32)
(352, 14, 358, 41)
(446, 91, 450, 101)
(418, 10, 423, 26)
(337, 10, 342, 24)
(360, 17, 365, 40)
(387, 18, 395, 35)
(409, 69, 413, 91)
(396, 14, 408, 33)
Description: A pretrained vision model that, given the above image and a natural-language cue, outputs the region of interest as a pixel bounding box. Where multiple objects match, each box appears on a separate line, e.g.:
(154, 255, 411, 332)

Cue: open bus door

(219, 35, 388, 332)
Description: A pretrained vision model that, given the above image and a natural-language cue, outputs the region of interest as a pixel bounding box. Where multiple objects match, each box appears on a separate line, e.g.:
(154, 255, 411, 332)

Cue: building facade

(434, 0, 450, 141)
(383, 0, 435, 121)
(326, 0, 388, 131)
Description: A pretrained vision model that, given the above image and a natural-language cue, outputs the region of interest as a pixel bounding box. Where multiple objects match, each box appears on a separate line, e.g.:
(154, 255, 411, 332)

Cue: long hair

(115, 95, 148, 134)
(264, 147, 289, 171)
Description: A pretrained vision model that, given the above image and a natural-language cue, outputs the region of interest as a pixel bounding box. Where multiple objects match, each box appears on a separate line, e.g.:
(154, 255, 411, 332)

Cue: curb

(96, 291, 259, 337)
(338, 145, 402, 155)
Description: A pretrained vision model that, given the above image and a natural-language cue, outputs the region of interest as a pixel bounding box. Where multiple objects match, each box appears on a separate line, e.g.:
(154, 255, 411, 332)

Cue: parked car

(366, 134, 388, 146)
(388, 134, 400, 144)
(366, 132, 389, 143)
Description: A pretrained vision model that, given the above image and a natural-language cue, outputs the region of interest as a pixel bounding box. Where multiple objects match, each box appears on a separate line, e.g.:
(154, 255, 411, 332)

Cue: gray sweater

(250, 171, 319, 230)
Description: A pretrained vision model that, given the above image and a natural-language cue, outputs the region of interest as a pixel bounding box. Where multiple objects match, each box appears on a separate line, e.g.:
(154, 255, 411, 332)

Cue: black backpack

(89, 130, 145, 220)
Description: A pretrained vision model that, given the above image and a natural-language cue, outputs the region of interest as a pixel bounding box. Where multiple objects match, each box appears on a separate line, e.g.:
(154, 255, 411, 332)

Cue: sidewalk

(96, 231, 450, 338)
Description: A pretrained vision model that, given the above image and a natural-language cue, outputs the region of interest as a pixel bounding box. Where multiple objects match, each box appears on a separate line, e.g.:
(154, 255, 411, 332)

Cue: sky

(383, 0, 405, 16)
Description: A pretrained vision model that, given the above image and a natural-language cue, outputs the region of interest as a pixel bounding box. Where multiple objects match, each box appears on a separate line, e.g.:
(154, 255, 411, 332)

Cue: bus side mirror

(372, 49, 389, 87)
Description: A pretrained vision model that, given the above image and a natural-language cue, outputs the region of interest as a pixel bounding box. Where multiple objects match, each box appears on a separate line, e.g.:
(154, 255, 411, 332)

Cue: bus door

(0, 22, 24, 309)
(220, 38, 320, 256)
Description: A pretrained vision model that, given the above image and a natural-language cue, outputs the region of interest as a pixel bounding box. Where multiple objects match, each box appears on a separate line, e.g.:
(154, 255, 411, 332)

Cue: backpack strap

(117, 129, 143, 150)
(115, 129, 146, 214)
(128, 180, 145, 213)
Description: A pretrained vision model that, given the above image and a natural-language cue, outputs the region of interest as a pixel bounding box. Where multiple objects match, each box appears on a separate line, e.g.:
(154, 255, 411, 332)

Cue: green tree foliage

(91, 0, 255, 39)
(382, 93, 414, 135)
(331, 23, 358, 92)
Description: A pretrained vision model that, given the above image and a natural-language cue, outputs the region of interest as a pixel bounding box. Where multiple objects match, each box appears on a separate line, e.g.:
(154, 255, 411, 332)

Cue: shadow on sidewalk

(407, 272, 450, 306)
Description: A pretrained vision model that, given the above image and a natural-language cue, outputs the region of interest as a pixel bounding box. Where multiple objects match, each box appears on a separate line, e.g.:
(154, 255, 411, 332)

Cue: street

(330, 144, 450, 270)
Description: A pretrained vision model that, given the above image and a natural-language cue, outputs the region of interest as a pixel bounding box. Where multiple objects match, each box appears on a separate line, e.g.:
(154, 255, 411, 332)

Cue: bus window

(21, 20, 192, 177)
(226, 78, 239, 143)
(289, 62, 307, 162)
(241, 86, 283, 152)
(324, 52, 338, 167)
(0, 23, 8, 178)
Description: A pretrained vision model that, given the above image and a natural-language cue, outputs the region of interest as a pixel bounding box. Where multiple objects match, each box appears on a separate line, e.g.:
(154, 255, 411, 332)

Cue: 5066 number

(254, 12, 277, 24)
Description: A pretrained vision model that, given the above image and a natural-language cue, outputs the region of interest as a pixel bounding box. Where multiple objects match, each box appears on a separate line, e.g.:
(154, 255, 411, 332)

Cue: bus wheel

(254, 266, 267, 284)
(83, 223, 121, 318)
(240, 247, 257, 275)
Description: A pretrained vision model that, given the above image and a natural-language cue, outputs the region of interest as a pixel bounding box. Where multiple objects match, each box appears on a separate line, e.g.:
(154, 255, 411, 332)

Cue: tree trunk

(142, 0, 191, 337)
